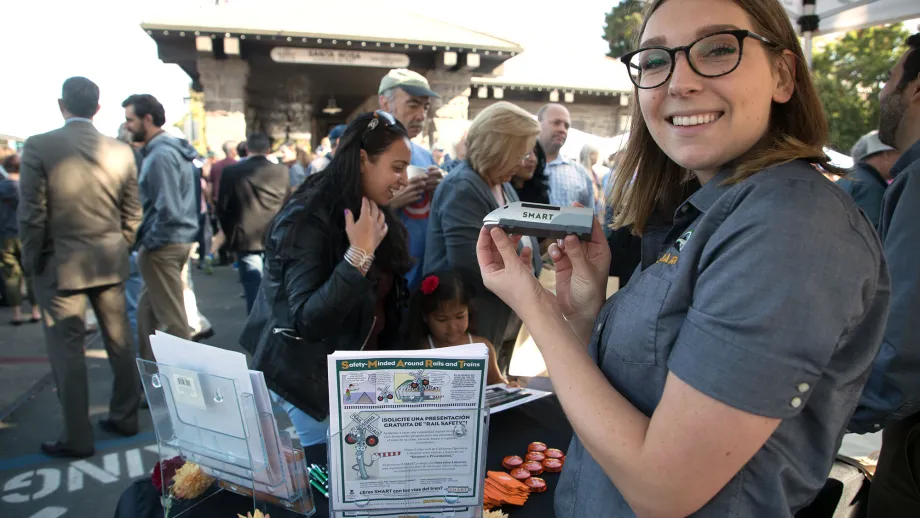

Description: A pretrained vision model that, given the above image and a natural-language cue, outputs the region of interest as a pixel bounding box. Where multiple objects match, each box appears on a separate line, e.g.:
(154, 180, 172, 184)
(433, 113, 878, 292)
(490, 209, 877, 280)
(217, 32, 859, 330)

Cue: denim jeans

(124, 251, 143, 353)
(237, 252, 264, 315)
(270, 390, 329, 447)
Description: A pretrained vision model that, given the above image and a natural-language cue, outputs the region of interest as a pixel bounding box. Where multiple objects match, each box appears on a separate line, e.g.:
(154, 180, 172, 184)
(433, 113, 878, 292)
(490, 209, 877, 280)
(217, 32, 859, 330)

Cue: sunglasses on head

(362, 110, 398, 145)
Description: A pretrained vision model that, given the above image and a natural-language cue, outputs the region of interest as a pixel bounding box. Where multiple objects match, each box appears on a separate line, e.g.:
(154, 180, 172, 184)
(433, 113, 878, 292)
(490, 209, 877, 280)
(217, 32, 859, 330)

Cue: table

(114, 396, 866, 517)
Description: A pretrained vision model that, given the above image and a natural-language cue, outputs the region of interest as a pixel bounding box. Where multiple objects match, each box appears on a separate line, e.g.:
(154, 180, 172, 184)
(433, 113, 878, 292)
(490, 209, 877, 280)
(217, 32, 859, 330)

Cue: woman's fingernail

(557, 239, 564, 248)
(344, 209, 350, 215)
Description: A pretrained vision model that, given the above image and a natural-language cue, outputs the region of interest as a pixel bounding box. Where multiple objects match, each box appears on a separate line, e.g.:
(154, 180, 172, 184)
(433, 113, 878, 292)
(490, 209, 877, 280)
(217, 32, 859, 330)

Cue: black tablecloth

(114, 396, 864, 518)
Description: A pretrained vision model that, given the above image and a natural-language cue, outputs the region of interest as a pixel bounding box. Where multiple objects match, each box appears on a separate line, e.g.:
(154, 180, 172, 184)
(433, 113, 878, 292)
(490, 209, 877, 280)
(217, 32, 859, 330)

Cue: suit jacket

(18, 119, 141, 291)
(217, 155, 290, 252)
(425, 160, 542, 346)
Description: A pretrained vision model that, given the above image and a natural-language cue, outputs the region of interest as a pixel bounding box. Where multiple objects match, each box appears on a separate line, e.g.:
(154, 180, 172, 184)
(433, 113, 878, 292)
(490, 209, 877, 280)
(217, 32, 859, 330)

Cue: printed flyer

(327, 344, 489, 512)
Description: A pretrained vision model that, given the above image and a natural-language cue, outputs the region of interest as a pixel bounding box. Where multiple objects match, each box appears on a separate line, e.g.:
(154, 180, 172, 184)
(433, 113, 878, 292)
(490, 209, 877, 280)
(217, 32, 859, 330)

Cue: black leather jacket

(240, 188, 407, 420)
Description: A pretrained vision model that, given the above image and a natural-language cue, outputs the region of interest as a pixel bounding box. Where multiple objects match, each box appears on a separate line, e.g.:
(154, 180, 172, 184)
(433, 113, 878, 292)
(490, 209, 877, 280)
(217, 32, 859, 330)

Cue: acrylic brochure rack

(327, 408, 490, 518)
(137, 358, 315, 517)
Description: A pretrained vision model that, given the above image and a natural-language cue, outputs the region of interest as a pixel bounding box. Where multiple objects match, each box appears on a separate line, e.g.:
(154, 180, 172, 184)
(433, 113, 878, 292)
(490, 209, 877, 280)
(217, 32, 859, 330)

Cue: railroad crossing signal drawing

(377, 384, 394, 401)
(344, 413, 382, 480)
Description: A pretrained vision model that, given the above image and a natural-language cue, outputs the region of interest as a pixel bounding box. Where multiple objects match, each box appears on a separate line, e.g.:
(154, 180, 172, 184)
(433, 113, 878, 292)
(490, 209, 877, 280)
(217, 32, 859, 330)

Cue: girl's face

(360, 137, 411, 206)
(426, 301, 470, 345)
(638, 0, 794, 180)
(513, 151, 539, 182)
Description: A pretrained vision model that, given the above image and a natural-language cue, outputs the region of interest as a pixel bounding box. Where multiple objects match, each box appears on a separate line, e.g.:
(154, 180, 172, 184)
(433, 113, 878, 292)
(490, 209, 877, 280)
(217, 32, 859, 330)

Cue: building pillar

(425, 69, 473, 152)
(197, 56, 249, 157)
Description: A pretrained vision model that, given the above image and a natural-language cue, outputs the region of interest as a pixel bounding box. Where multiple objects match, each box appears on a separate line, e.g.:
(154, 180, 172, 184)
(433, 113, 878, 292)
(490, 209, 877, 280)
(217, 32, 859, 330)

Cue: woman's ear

(772, 50, 797, 104)
(359, 149, 369, 173)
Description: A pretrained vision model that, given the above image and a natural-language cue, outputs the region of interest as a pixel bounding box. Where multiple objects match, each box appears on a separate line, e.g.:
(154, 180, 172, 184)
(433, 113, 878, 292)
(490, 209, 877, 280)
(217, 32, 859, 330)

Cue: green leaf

(812, 24, 910, 151)
(602, 0, 647, 58)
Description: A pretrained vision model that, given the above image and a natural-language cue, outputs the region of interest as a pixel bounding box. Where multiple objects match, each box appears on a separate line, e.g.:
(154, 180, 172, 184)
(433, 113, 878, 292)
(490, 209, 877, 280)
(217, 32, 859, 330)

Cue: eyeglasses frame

(619, 29, 781, 90)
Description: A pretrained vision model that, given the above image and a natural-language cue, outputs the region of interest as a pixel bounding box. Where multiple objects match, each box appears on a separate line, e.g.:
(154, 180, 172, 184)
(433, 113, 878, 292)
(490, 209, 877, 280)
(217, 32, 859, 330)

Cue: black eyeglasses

(620, 30, 781, 89)
(362, 110, 397, 145)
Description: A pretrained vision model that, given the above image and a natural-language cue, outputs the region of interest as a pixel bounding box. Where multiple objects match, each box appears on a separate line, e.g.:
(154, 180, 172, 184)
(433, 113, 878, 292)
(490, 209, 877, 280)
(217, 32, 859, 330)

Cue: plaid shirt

(547, 156, 595, 210)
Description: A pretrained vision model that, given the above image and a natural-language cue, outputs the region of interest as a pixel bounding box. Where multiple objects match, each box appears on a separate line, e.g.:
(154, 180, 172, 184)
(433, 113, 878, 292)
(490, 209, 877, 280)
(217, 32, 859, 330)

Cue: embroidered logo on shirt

(658, 253, 679, 265)
(675, 230, 693, 252)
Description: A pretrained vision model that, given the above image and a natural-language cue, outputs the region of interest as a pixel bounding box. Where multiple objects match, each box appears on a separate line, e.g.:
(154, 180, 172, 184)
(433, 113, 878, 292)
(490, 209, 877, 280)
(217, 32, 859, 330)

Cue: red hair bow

(421, 275, 440, 295)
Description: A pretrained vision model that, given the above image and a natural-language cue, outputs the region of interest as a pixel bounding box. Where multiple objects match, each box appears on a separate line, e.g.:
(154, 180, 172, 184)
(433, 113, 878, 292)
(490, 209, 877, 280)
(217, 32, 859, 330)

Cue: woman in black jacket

(240, 111, 413, 446)
(510, 141, 549, 205)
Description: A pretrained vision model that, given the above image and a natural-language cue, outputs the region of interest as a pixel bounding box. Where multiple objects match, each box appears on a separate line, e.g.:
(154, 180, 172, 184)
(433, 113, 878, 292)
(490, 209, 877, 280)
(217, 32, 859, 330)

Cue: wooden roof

(141, 1, 523, 53)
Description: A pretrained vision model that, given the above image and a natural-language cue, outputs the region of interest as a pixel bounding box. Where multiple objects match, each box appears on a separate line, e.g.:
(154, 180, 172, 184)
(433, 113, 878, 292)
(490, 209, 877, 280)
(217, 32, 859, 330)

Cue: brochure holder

(138, 359, 315, 517)
(326, 407, 490, 518)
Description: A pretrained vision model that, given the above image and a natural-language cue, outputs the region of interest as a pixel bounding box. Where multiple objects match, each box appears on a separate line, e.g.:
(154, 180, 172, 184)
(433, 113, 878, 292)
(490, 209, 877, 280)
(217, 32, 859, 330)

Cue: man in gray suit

(19, 76, 143, 458)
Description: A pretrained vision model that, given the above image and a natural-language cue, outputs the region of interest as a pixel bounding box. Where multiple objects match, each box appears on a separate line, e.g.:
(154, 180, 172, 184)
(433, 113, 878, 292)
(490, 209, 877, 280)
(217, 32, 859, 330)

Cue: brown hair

(609, 0, 839, 234)
(467, 102, 540, 183)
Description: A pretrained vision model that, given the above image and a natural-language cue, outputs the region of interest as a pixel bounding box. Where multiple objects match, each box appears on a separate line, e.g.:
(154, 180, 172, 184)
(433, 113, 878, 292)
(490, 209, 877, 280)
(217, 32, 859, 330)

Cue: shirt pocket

(599, 273, 671, 366)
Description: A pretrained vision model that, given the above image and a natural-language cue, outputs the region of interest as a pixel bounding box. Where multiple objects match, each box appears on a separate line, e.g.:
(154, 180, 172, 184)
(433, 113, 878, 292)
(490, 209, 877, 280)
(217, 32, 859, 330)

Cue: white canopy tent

(781, 0, 920, 66)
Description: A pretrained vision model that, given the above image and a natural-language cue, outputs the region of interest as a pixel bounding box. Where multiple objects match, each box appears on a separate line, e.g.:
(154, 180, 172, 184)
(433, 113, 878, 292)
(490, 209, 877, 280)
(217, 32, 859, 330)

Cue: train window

(520, 203, 560, 211)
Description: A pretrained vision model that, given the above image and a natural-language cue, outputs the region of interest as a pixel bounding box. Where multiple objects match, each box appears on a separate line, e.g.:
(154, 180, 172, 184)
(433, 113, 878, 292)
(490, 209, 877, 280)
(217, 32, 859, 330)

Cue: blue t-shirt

(399, 141, 436, 290)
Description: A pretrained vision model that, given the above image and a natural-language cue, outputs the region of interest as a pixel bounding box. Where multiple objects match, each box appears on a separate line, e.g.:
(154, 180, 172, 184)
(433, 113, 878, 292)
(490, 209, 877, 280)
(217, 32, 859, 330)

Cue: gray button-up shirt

(554, 160, 890, 517)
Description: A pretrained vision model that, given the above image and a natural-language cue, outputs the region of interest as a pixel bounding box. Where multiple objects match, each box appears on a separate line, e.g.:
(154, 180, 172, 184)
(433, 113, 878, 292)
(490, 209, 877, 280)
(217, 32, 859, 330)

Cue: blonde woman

(425, 101, 541, 349)
(578, 143, 605, 214)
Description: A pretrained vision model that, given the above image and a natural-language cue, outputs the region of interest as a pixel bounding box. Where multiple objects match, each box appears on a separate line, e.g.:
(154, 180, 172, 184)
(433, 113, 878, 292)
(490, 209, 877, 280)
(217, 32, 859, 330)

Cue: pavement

(0, 265, 252, 518)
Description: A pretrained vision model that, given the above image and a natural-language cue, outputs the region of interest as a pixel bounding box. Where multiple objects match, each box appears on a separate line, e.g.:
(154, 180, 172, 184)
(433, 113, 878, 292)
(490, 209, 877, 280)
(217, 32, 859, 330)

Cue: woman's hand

(476, 226, 544, 317)
(344, 197, 388, 253)
(549, 208, 611, 327)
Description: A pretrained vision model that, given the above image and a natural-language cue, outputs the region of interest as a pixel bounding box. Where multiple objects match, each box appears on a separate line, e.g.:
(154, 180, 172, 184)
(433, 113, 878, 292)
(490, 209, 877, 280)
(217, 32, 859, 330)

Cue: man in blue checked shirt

(537, 103, 595, 210)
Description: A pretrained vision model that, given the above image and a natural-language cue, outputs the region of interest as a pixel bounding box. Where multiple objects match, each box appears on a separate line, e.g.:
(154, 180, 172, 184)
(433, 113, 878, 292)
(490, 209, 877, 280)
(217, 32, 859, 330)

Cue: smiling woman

(475, 0, 891, 516)
(239, 112, 413, 449)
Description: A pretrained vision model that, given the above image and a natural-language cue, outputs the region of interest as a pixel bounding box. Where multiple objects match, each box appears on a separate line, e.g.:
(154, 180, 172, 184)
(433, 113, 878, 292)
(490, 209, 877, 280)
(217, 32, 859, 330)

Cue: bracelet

(345, 246, 374, 275)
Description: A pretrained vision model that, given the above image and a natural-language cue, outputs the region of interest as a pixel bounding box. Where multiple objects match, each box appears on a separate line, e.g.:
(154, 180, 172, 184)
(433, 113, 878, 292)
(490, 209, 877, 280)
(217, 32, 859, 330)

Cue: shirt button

(797, 383, 810, 393)
(790, 397, 803, 409)
(874, 423, 881, 429)
(680, 206, 689, 213)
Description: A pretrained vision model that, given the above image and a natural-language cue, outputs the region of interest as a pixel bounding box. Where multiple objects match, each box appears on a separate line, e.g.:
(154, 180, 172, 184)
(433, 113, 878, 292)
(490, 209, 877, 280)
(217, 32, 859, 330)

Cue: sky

(0, 0, 615, 140)
(2, 0, 917, 141)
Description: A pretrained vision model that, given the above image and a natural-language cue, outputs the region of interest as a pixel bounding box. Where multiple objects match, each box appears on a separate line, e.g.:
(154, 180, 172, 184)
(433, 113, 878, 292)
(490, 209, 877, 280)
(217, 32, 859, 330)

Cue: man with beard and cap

(378, 68, 444, 290)
(122, 94, 199, 363)
(19, 77, 142, 457)
(537, 103, 594, 210)
(849, 33, 920, 516)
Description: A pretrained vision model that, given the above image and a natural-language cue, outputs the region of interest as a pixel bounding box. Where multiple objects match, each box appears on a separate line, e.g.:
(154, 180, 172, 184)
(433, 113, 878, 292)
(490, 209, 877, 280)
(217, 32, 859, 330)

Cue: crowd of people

(4, 0, 920, 515)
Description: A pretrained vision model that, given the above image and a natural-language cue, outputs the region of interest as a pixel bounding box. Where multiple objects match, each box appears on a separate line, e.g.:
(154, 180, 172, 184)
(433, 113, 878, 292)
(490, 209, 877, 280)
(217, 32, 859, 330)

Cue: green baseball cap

(378, 69, 440, 99)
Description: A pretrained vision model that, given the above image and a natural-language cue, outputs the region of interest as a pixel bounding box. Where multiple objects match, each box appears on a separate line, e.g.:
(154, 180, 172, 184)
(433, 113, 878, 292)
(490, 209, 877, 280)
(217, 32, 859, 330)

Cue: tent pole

(799, 0, 818, 69)
(804, 32, 813, 68)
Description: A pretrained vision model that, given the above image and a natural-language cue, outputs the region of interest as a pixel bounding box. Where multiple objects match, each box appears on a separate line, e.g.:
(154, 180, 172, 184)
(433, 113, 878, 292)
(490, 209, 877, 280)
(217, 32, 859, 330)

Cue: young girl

(407, 271, 509, 386)
(476, 0, 888, 516)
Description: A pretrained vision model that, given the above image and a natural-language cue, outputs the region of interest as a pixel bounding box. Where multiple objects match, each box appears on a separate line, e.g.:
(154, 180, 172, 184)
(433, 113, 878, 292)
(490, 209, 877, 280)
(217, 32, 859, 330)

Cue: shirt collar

(891, 139, 920, 179)
(65, 117, 93, 125)
(547, 155, 573, 167)
(680, 168, 735, 215)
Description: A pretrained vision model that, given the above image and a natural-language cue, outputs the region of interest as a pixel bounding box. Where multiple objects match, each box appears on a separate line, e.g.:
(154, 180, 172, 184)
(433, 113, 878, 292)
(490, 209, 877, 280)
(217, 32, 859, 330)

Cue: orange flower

(170, 462, 214, 500)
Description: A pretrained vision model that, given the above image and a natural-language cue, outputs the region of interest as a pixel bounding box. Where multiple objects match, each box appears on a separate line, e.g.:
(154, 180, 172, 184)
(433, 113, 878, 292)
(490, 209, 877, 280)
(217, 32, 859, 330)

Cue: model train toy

(483, 202, 594, 241)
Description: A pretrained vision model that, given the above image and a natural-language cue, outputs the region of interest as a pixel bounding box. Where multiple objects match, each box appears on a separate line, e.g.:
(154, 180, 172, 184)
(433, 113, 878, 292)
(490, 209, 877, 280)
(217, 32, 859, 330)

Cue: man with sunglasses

(378, 68, 444, 290)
